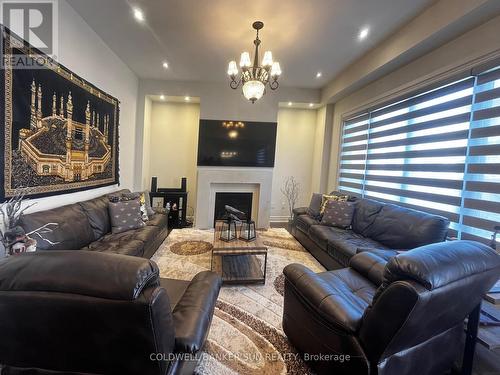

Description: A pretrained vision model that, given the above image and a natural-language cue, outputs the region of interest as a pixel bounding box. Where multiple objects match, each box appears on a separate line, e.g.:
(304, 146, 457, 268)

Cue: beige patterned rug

(152, 228, 325, 375)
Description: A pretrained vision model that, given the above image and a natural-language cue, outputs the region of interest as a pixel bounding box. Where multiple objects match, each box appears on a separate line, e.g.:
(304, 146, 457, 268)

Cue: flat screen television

(197, 119, 277, 167)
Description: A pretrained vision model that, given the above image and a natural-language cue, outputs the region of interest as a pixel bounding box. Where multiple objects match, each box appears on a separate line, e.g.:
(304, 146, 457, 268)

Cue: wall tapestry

(0, 27, 120, 200)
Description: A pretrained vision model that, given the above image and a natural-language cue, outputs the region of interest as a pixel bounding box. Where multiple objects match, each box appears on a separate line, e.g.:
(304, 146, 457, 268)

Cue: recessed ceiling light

(316, 72, 322, 78)
(162, 61, 169, 69)
(185, 96, 190, 102)
(160, 95, 165, 100)
(288, 102, 292, 106)
(358, 27, 369, 40)
(133, 7, 145, 22)
(309, 103, 314, 107)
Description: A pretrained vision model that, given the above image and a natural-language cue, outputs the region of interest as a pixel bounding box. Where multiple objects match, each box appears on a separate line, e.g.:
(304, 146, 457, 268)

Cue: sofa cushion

(328, 234, 389, 268)
(20, 204, 94, 250)
(295, 215, 319, 234)
(365, 204, 449, 249)
(147, 213, 168, 228)
(352, 199, 384, 236)
(101, 226, 160, 244)
(308, 225, 346, 250)
(79, 196, 111, 241)
(85, 238, 145, 257)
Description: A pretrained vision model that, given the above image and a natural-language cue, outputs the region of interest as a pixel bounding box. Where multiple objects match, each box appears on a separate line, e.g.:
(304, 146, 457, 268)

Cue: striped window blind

(339, 64, 500, 244)
(462, 66, 500, 243)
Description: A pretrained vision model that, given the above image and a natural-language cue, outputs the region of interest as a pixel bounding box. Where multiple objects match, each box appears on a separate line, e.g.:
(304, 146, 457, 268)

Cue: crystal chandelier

(227, 21, 281, 103)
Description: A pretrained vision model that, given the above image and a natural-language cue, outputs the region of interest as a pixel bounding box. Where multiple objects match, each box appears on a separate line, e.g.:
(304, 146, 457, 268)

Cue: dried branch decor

(281, 176, 300, 220)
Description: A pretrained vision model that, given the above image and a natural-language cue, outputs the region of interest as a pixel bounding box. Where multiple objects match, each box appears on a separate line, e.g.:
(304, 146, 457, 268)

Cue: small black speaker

(151, 176, 158, 192)
(181, 177, 187, 192)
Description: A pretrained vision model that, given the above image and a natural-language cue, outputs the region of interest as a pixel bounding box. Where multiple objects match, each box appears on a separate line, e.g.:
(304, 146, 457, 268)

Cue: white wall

(21, 0, 139, 213)
(148, 101, 200, 214)
(271, 108, 319, 221)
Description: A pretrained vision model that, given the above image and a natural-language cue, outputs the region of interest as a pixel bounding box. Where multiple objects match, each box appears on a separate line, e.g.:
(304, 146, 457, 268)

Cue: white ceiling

(68, 0, 436, 89)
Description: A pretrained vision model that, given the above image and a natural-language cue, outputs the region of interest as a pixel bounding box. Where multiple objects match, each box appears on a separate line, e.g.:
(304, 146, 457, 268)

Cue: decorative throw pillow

(108, 199, 146, 234)
(112, 191, 153, 221)
(321, 200, 355, 229)
(320, 194, 349, 214)
(306, 193, 323, 218)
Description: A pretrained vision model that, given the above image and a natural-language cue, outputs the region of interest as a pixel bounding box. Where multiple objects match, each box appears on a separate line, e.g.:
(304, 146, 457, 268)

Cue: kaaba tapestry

(0, 28, 119, 200)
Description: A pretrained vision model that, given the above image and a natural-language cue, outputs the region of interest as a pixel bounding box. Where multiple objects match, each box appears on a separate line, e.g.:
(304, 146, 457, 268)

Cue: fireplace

(214, 192, 253, 226)
(195, 168, 273, 229)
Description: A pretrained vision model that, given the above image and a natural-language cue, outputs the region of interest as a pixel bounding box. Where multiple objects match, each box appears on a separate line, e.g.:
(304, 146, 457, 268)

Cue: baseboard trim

(270, 216, 290, 223)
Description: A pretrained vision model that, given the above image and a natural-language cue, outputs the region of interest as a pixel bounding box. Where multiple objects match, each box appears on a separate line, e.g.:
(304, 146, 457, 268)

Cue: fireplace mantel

(195, 167, 273, 229)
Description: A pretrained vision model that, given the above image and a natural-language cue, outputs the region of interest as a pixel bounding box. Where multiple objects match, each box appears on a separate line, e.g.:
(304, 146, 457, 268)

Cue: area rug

(152, 228, 326, 375)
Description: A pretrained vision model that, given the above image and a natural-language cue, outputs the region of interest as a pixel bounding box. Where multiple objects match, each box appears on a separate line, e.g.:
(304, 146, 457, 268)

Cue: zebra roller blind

(339, 64, 500, 244)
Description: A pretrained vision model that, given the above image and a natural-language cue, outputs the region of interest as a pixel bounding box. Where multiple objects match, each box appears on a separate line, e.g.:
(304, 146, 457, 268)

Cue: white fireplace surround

(195, 167, 274, 229)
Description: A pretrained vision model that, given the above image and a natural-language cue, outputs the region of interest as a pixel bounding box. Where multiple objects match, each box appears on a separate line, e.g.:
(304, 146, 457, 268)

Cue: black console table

(150, 177, 190, 229)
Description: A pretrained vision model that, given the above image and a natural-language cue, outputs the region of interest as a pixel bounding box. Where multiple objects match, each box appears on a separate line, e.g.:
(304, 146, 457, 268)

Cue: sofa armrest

(349, 250, 398, 286)
(172, 271, 222, 354)
(293, 207, 308, 217)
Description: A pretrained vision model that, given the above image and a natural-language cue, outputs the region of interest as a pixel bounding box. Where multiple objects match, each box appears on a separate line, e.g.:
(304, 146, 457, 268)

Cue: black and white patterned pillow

(320, 200, 355, 229)
(108, 199, 146, 234)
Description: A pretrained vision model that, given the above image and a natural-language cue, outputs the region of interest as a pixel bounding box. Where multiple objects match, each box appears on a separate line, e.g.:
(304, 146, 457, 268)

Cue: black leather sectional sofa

(19, 189, 167, 259)
(291, 196, 450, 270)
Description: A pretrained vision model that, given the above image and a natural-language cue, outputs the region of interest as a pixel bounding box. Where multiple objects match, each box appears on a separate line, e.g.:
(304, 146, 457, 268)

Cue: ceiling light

(184, 96, 190, 102)
(358, 27, 369, 40)
(309, 103, 314, 107)
(227, 21, 281, 103)
(316, 72, 322, 78)
(160, 95, 165, 100)
(288, 102, 292, 106)
(162, 61, 169, 69)
(133, 7, 145, 22)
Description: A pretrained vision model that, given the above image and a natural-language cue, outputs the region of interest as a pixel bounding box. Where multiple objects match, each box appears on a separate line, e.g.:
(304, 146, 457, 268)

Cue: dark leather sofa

(283, 240, 500, 375)
(0, 250, 222, 375)
(19, 189, 167, 259)
(291, 197, 450, 270)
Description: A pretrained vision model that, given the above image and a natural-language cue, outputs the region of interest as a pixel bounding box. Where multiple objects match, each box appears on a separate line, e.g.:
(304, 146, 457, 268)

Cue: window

(338, 65, 500, 244)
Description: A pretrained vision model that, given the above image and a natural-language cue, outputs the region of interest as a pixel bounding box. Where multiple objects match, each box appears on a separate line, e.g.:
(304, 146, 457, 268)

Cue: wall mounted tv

(197, 119, 277, 167)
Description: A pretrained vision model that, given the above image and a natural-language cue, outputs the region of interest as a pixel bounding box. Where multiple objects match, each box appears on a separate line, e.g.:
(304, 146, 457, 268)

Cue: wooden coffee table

(211, 221, 268, 285)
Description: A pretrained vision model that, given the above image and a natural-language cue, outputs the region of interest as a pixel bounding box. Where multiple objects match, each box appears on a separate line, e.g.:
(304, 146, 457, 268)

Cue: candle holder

(219, 217, 238, 242)
(239, 220, 256, 242)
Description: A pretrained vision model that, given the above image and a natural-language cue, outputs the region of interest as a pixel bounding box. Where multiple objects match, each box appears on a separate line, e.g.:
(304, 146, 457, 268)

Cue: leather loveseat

(291, 196, 450, 270)
(282, 240, 500, 375)
(19, 189, 167, 259)
(0, 250, 222, 375)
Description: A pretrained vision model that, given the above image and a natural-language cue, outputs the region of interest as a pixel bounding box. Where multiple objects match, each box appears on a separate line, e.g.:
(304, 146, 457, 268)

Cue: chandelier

(227, 21, 281, 103)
